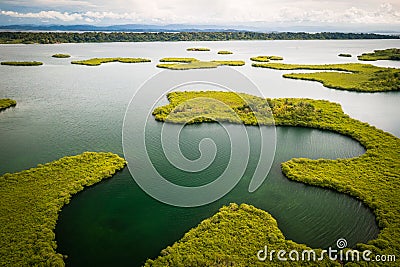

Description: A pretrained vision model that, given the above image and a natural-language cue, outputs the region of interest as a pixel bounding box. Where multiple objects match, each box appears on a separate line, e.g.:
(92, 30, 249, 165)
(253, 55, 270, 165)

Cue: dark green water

(56, 121, 377, 267)
(1, 40, 396, 266)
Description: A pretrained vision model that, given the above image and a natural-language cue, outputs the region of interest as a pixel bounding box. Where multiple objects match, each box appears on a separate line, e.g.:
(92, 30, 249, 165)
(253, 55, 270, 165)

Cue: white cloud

(0, 1, 399, 25)
(0, 10, 84, 22)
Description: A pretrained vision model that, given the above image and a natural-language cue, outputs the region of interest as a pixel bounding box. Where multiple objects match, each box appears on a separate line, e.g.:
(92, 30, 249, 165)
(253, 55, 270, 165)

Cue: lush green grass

(1, 61, 43, 66)
(145, 203, 335, 266)
(52, 54, 71, 58)
(159, 57, 198, 63)
(150, 91, 400, 266)
(252, 62, 400, 92)
(338, 53, 352, 57)
(211, 60, 245, 66)
(0, 152, 126, 266)
(358, 48, 400, 61)
(153, 91, 274, 125)
(0, 98, 16, 111)
(157, 61, 220, 70)
(156, 60, 245, 70)
(71, 57, 151, 66)
(250, 56, 284, 62)
(187, 47, 210, 51)
(217, 50, 233, 54)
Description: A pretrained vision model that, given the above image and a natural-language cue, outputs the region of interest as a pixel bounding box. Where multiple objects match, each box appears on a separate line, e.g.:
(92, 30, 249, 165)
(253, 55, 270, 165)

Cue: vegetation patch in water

(156, 60, 245, 70)
(145, 203, 334, 266)
(252, 62, 400, 92)
(52, 54, 71, 58)
(150, 91, 400, 266)
(0, 152, 126, 266)
(338, 53, 352, 57)
(217, 50, 233, 54)
(71, 57, 151, 66)
(250, 55, 284, 62)
(187, 47, 210, 51)
(358, 48, 400, 61)
(0, 98, 16, 111)
(159, 57, 199, 63)
(1, 61, 43, 66)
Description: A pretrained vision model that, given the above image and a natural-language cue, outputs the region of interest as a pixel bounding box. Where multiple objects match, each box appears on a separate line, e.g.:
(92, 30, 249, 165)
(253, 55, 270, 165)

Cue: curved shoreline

(0, 152, 126, 266)
(149, 91, 399, 266)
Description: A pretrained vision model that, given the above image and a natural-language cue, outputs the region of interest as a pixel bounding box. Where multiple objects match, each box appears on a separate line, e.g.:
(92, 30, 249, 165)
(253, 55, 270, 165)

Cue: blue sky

(0, 0, 399, 31)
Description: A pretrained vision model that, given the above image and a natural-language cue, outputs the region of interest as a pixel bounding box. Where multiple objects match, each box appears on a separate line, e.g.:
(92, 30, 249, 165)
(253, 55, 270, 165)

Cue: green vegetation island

(157, 58, 245, 70)
(146, 203, 334, 266)
(1, 61, 43, 66)
(0, 98, 17, 111)
(217, 50, 233, 54)
(52, 53, 71, 58)
(150, 91, 400, 266)
(0, 152, 126, 266)
(250, 55, 284, 62)
(338, 53, 352, 57)
(71, 57, 151, 66)
(0, 32, 397, 44)
(358, 48, 400, 61)
(187, 47, 210, 51)
(252, 62, 400, 92)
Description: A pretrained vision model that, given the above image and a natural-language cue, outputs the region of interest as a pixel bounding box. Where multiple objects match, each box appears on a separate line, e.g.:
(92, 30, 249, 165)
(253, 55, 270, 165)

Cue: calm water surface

(0, 40, 399, 266)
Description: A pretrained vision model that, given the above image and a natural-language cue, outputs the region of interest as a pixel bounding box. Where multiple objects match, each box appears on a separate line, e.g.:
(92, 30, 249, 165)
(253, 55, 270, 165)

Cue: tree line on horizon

(0, 31, 397, 44)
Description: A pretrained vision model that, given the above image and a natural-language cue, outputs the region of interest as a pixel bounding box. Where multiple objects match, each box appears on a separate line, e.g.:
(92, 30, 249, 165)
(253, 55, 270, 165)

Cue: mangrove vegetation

(0, 152, 126, 266)
(186, 47, 210, 51)
(250, 55, 284, 62)
(217, 50, 233, 54)
(0, 32, 397, 44)
(150, 91, 400, 266)
(52, 54, 71, 58)
(358, 48, 400, 61)
(1, 61, 43, 66)
(0, 98, 17, 111)
(156, 59, 245, 70)
(252, 62, 400, 92)
(71, 57, 151, 66)
(146, 203, 335, 266)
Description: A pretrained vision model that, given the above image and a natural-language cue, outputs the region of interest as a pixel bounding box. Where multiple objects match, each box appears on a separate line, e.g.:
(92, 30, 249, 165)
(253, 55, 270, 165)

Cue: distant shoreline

(0, 31, 398, 44)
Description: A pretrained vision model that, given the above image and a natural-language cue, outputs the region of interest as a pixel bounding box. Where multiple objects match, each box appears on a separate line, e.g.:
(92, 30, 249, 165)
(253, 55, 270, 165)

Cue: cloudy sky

(0, 0, 399, 31)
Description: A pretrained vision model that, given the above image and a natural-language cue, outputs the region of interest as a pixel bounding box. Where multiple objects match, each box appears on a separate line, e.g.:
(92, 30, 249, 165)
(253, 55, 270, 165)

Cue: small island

(1, 61, 43, 66)
(0, 98, 17, 111)
(250, 55, 284, 62)
(0, 152, 126, 266)
(159, 57, 199, 63)
(217, 50, 233, 54)
(211, 60, 245, 66)
(71, 57, 151, 66)
(52, 53, 71, 58)
(149, 91, 400, 266)
(338, 53, 352, 57)
(157, 61, 219, 70)
(156, 58, 245, 70)
(252, 62, 400, 92)
(358, 48, 400, 61)
(187, 47, 210, 51)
